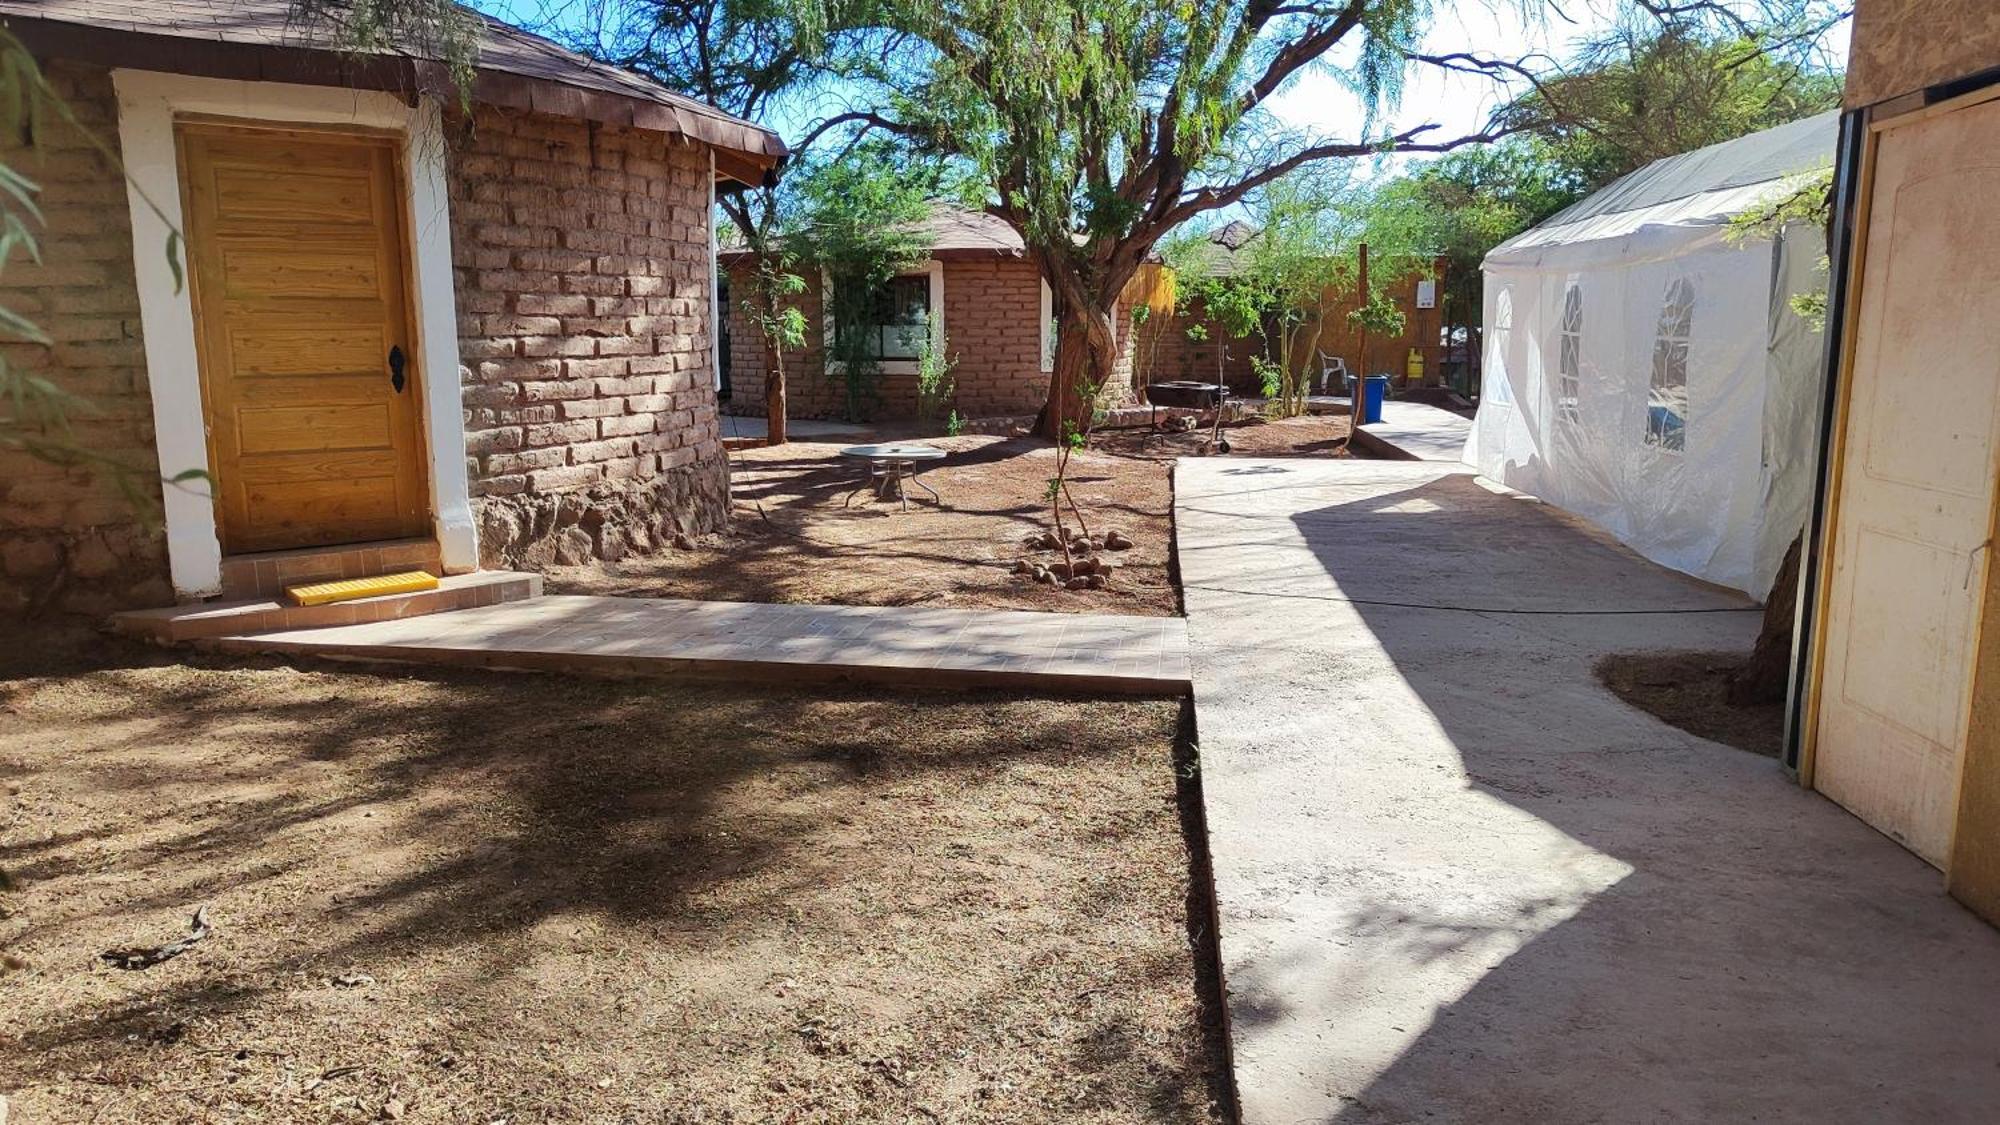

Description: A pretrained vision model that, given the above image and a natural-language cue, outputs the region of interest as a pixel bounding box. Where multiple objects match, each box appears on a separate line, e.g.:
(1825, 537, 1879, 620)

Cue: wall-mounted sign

(1416, 279, 1437, 309)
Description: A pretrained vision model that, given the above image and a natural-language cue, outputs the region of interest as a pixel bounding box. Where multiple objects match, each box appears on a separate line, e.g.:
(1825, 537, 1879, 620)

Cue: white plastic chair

(1317, 353, 1350, 396)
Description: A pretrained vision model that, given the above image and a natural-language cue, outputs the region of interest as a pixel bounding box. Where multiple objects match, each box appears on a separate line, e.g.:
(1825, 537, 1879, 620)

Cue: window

(1557, 283, 1582, 425)
(838, 274, 933, 362)
(1488, 288, 1514, 405)
(1646, 277, 1693, 451)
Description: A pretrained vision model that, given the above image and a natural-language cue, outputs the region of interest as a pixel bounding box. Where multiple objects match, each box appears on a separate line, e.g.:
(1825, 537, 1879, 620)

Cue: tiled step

(111, 571, 541, 644)
(217, 538, 444, 600)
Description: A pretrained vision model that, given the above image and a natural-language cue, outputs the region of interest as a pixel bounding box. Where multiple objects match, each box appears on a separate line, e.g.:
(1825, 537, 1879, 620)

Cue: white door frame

(113, 69, 477, 598)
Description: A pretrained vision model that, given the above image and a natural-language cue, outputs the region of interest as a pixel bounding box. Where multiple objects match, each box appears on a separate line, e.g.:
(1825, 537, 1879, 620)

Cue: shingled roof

(0, 0, 785, 184)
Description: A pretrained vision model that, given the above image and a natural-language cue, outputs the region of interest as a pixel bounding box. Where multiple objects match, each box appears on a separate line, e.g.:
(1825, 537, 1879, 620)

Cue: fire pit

(1144, 381, 1231, 453)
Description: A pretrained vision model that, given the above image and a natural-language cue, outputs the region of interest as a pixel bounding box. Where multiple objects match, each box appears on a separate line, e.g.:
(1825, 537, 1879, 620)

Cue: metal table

(838, 443, 947, 511)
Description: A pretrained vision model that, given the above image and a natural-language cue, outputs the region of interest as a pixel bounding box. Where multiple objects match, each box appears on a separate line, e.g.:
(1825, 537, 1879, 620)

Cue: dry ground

(1596, 650, 1783, 757)
(0, 630, 1228, 1124)
(549, 415, 1355, 616)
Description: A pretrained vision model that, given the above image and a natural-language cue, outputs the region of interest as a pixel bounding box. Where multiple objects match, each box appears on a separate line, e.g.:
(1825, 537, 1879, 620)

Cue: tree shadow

(1183, 465, 2000, 1123)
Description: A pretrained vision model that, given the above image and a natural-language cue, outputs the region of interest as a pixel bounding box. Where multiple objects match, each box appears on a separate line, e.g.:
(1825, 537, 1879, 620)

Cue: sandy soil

(550, 417, 1355, 617)
(0, 630, 1228, 1124)
(1596, 650, 1782, 757)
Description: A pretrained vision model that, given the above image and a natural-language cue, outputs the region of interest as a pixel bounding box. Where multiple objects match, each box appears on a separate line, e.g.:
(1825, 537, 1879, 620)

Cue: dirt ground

(0, 630, 1228, 1124)
(1596, 650, 1783, 757)
(549, 414, 1354, 616)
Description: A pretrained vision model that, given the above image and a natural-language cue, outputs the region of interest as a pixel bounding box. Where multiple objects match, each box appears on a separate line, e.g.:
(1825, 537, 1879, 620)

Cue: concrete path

(1352, 400, 1473, 462)
(1176, 458, 2000, 1123)
(211, 594, 1188, 695)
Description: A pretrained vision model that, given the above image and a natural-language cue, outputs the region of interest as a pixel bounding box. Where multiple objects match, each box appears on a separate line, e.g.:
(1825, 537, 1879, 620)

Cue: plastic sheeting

(1465, 122, 1833, 600)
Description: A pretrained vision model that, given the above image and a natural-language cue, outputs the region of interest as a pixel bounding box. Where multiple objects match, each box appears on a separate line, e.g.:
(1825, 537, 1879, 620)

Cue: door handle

(389, 345, 407, 393)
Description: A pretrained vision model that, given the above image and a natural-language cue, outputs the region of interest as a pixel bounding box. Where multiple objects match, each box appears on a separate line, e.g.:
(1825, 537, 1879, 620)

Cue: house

(1786, 0, 2000, 926)
(0, 0, 782, 617)
(721, 205, 1170, 423)
(1155, 221, 1450, 398)
(1466, 112, 1837, 599)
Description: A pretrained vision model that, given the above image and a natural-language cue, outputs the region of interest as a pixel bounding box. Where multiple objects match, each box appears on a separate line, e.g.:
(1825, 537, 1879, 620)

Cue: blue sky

(474, 0, 1851, 186)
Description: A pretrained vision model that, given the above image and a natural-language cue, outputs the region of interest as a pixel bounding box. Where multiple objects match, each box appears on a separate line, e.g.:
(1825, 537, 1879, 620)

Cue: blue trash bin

(1346, 374, 1390, 424)
(1362, 375, 1390, 424)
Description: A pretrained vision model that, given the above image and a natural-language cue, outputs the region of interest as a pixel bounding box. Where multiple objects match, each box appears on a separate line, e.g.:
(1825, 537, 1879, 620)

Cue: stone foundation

(474, 460, 728, 570)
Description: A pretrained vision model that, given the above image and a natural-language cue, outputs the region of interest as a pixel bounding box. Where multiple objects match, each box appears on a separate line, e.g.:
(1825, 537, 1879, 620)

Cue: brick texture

(0, 61, 171, 617)
(726, 257, 1059, 422)
(448, 106, 730, 568)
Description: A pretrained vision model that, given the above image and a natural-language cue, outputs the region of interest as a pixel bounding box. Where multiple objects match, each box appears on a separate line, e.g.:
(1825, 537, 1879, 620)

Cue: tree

(780, 141, 939, 420)
(1503, 25, 1846, 187)
(841, 0, 1514, 438)
(1167, 175, 1356, 417)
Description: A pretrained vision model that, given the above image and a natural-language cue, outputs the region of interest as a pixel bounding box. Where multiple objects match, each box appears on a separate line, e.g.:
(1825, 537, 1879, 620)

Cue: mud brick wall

(725, 257, 1055, 423)
(1847, 0, 2000, 108)
(0, 61, 172, 617)
(448, 107, 730, 568)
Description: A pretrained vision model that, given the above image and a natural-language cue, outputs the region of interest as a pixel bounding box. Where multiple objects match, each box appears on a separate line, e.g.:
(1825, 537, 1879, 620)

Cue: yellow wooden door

(179, 123, 429, 554)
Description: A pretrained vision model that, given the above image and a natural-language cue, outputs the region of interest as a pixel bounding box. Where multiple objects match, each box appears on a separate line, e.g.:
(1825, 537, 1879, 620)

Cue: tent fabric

(1465, 114, 1838, 599)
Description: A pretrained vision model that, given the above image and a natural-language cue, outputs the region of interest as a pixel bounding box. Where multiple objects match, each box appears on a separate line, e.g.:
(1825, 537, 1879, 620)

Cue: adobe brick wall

(0, 61, 172, 617)
(448, 106, 730, 569)
(724, 255, 1158, 424)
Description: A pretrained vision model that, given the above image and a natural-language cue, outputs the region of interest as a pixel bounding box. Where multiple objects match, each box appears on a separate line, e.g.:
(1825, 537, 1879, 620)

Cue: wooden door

(179, 123, 429, 554)
(1813, 96, 2000, 865)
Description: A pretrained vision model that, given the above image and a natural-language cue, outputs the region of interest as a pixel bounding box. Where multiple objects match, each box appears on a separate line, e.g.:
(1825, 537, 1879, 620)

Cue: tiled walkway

(211, 594, 1190, 694)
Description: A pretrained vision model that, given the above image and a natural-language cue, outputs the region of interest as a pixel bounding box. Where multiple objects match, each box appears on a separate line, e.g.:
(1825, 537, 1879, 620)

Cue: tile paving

(210, 594, 1190, 694)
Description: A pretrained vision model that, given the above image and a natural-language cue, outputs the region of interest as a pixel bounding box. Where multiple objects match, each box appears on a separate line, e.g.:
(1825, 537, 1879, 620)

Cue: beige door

(179, 123, 429, 554)
(1814, 95, 2000, 865)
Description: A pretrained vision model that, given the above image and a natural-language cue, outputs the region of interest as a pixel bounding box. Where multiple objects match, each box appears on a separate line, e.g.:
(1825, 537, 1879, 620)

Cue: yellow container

(1406, 348, 1425, 383)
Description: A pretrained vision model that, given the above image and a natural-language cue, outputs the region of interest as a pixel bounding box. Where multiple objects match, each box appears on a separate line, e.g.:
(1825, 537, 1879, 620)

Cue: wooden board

(1811, 96, 2000, 866)
(179, 123, 429, 554)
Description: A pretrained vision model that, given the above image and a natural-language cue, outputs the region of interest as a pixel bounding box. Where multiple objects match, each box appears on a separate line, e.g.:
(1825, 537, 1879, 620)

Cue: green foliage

(914, 325, 958, 431)
(1729, 166, 1836, 330)
(1504, 27, 1844, 188)
(1347, 291, 1406, 338)
(1166, 176, 1353, 413)
(292, 0, 481, 105)
(783, 141, 938, 420)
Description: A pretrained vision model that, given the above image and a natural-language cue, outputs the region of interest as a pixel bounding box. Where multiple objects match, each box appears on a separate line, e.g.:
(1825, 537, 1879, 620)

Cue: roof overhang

(2, 11, 785, 186)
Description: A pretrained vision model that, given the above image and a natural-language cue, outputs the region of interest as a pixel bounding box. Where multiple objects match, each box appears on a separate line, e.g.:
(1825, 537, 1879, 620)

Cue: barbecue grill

(1145, 380, 1231, 453)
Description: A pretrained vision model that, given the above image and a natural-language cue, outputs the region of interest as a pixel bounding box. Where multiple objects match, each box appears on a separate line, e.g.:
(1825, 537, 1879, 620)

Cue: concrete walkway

(1352, 400, 1473, 462)
(211, 594, 1189, 695)
(1176, 458, 2000, 1123)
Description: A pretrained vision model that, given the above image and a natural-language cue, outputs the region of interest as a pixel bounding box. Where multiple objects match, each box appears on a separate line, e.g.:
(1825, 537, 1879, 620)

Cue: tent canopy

(1467, 113, 1838, 599)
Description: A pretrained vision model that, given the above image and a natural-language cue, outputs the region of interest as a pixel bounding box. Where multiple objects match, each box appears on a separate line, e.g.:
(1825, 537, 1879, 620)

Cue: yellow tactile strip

(286, 570, 439, 607)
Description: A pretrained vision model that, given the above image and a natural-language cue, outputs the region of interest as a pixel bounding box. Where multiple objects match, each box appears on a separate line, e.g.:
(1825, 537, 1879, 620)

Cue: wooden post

(1351, 242, 1369, 430)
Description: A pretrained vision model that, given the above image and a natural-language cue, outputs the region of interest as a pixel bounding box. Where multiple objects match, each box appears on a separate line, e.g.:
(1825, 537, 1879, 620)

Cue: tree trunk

(1039, 298, 1120, 440)
(1728, 530, 1804, 706)
(763, 333, 788, 446)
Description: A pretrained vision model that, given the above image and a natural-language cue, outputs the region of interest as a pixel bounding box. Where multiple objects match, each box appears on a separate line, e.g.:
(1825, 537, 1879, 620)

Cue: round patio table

(838, 443, 947, 511)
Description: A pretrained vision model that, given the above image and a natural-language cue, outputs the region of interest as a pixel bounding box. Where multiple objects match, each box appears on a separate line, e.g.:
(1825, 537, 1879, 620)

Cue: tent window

(1489, 288, 1514, 406)
(1557, 284, 1582, 425)
(1647, 277, 1694, 451)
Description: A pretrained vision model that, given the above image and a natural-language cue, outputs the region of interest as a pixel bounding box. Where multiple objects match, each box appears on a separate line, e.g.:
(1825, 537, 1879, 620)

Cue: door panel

(180, 124, 428, 554)
(1815, 97, 2000, 865)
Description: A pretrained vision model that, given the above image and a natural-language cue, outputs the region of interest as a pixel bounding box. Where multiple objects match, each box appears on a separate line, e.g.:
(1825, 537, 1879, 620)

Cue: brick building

(0, 1, 782, 616)
(722, 207, 1162, 423)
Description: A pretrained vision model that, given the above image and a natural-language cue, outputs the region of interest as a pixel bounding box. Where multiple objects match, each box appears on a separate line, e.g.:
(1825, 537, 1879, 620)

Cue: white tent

(1465, 112, 1837, 599)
